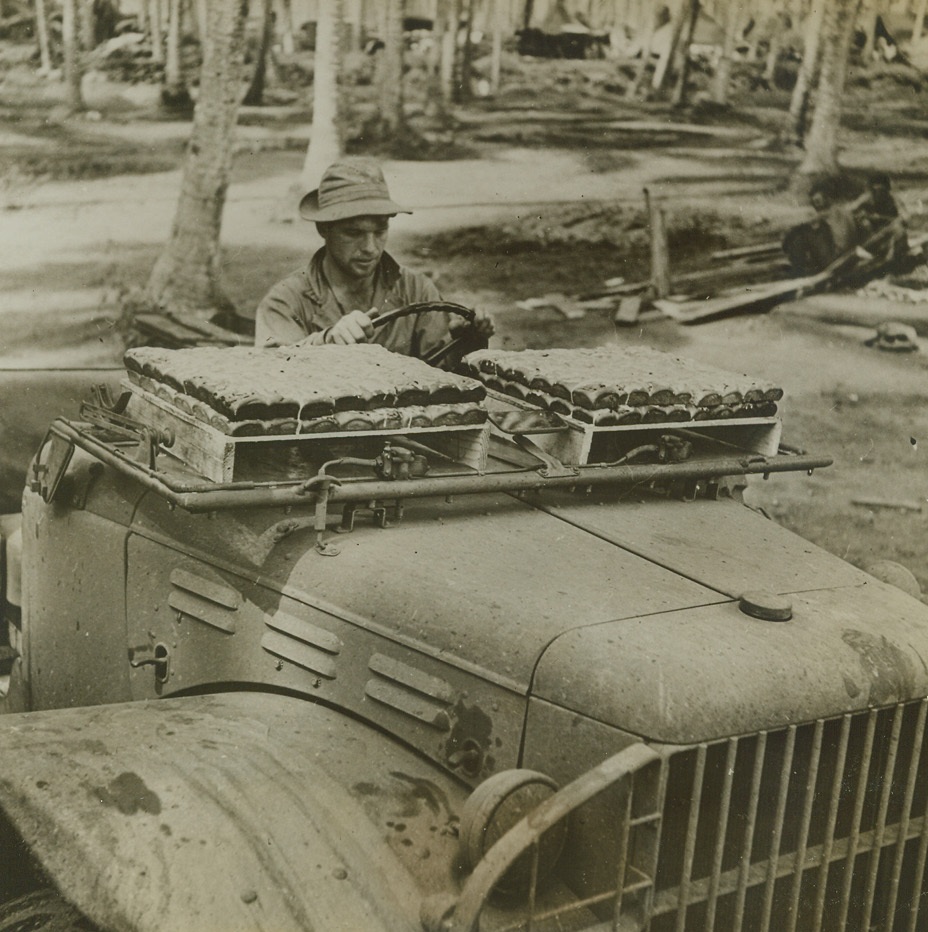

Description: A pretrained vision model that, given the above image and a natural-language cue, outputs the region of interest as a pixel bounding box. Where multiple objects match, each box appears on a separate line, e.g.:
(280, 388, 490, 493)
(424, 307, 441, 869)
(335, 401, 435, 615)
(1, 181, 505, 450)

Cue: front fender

(0, 692, 470, 931)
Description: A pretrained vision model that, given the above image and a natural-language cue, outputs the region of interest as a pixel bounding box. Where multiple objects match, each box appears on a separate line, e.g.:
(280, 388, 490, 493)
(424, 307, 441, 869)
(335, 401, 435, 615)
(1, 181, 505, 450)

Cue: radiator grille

(451, 698, 928, 932)
(649, 699, 928, 932)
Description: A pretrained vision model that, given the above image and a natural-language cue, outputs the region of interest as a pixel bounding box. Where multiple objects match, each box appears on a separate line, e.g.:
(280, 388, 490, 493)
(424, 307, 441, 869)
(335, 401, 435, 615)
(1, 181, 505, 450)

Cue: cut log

(784, 294, 928, 337)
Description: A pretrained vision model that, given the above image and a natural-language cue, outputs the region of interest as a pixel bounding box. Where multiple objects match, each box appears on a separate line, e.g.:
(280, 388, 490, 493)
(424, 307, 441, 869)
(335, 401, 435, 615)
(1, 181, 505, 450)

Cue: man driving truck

(254, 158, 494, 364)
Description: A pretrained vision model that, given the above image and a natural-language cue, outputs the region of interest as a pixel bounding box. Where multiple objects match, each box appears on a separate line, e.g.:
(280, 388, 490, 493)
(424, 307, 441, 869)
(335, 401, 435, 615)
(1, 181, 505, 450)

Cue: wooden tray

(127, 386, 490, 482)
(486, 390, 782, 465)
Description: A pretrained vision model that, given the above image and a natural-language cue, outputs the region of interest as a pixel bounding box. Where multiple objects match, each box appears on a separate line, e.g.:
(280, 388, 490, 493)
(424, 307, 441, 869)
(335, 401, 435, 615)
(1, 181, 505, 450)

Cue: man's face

(320, 215, 390, 281)
(810, 190, 828, 212)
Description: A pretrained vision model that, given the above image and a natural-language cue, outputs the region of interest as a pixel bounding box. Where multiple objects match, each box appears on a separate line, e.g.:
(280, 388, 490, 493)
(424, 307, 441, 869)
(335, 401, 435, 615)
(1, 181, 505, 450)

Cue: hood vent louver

(262, 611, 343, 680)
(365, 653, 453, 732)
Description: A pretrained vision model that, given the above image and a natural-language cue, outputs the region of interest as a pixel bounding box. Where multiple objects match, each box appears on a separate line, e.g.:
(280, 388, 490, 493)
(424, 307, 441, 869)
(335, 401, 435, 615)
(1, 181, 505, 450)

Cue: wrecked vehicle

(2, 320, 928, 932)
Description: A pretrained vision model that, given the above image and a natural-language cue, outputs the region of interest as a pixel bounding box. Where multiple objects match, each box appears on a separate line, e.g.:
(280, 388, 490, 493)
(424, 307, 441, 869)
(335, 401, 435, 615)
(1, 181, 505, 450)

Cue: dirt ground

(1, 55, 927, 594)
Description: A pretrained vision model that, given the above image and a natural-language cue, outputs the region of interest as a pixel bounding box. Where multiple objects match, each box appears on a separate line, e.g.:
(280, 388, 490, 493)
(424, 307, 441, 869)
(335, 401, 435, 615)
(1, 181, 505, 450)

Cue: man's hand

(451, 307, 495, 339)
(324, 310, 376, 345)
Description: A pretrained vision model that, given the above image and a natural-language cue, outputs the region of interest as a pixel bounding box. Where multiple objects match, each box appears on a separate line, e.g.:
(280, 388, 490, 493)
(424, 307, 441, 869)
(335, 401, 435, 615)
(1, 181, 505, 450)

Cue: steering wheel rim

(370, 301, 476, 330)
(371, 301, 484, 369)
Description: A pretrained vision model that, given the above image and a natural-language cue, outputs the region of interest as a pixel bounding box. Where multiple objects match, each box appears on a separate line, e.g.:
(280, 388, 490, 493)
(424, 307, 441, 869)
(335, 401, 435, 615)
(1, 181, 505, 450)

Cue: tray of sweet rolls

(460, 346, 783, 426)
(124, 344, 488, 436)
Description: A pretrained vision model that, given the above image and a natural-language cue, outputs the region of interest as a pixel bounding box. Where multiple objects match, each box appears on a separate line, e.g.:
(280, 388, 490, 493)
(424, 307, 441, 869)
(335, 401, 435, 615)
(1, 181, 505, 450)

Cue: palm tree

(243, 0, 276, 106)
(711, 0, 740, 105)
(145, 0, 249, 315)
(150, 0, 165, 64)
(374, 0, 405, 136)
(796, 0, 861, 181)
(34, 0, 53, 74)
(300, 0, 344, 195)
(787, 1, 826, 144)
(162, 0, 192, 109)
(62, 0, 85, 113)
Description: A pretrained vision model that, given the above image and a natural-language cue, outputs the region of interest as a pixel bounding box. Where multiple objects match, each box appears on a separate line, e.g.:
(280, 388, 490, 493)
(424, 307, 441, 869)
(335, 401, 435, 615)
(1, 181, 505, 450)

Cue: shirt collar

(301, 248, 402, 304)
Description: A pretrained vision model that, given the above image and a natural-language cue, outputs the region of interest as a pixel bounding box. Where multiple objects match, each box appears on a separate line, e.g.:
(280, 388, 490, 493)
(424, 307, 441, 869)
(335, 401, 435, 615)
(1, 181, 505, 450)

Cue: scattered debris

(864, 321, 919, 352)
(613, 294, 642, 325)
(515, 293, 586, 319)
(652, 221, 927, 325)
(852, 497, 923, 513)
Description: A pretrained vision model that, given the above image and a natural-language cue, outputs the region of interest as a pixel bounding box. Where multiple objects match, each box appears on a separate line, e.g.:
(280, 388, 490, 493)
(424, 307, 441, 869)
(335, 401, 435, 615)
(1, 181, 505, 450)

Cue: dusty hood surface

(258, 492, 724, 691)
(134, 489, 928, 741)
(529, 494, 928, 742)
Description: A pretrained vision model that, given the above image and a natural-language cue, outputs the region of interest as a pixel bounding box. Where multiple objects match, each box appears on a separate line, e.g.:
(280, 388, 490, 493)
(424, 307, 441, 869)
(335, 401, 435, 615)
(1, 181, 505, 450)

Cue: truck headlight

(459, 769, 567, 896)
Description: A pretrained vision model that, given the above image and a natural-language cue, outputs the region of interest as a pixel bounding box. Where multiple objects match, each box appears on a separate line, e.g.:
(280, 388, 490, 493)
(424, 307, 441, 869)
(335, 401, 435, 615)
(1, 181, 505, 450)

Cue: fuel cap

(739, 590, 793, 622)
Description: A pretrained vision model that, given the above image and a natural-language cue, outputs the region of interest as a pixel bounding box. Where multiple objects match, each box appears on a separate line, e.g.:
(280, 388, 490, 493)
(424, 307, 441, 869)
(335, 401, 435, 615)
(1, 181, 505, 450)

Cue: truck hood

(257, 491, 722, 692)
(534, 581, 928, 744)
(135, 490, 928, 739)
(529, 493, 928, 742)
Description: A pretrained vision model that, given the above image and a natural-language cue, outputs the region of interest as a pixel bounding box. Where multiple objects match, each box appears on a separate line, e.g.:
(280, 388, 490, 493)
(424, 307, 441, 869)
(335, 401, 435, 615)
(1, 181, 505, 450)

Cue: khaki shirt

(254, 249, 450, 358)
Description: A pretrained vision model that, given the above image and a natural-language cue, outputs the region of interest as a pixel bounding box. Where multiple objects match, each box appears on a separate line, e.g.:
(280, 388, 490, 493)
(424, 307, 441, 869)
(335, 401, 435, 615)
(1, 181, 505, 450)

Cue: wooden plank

(133, 312, 243, 347)
(652, 274, 820, 324)
(709, 241, 783, 262)
(126, 388, 236, 482)
(485, 390, 781, 463)
(127, 385, 491, 482)
(422, 424, 490, 474)
(613, 295, 643, 326)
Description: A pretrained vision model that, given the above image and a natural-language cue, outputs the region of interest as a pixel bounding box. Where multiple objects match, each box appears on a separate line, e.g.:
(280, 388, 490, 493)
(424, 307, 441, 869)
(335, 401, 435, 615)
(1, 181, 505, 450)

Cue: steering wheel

(371, 301, 488, 369)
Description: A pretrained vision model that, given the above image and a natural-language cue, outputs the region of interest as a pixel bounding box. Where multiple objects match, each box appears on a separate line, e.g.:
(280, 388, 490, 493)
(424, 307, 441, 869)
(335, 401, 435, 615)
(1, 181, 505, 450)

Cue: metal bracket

(299, 475, 344, 556)
(90, 384, 131, 414)
(512, 434, 579, 479)
(337, 499, 405, 533)
(70, 461, 105, 510)
(372, 500, 404, 528)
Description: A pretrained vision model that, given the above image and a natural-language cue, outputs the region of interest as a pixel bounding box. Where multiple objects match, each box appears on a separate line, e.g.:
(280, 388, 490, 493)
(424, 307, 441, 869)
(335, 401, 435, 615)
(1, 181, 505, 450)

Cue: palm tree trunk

(137, 0, 149, 36)
(62, 0, 85, 113)
(34, 0, 53, 73)
(914, 0, 928, 42)
(787, 0, 826, 143)
(625, 1, 656, 98)
(78, 0, 94, 50)
(797, 0, 861, 179)
(859, 0, 879, 60)
(457, 0, 475, 102)
(711, 0, 739, 104)
(163, 0, 191, 107)
(652, 0, 686, 92)
(490, 0, 504, 94)
(376, 0, 405, 135)
(301, 0, 343, 192)
(243, 0, 275, 105)
(442, 0, 460, 104)
(762, 12, 787, 84)
(671, 0, 700, 107)
(426, 0, 450, 118)
(146, 0, 249, 314)
(150, 0, 165, 64)
(279, 0, 295, 54)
